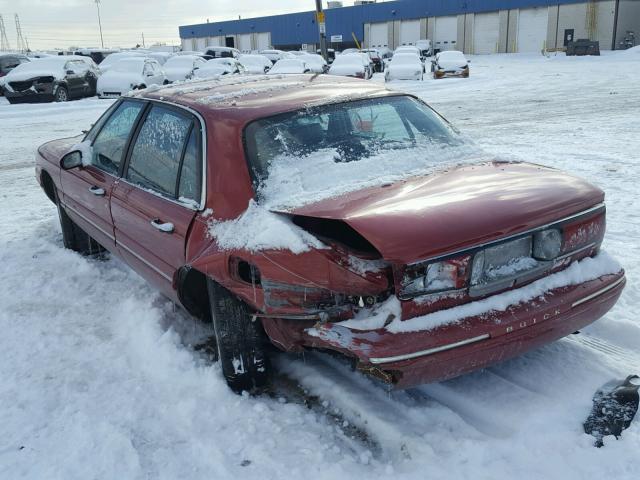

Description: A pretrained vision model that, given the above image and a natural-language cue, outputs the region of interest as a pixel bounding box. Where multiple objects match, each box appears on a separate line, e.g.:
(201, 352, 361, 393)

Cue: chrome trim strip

(369, 333, 490, 365)
(116, 240, 173, 282)
(571, 276, 625, 308)
(409, 203, 605, 266)
(64, 204, 115, 241)
(554, 242, 596, 262)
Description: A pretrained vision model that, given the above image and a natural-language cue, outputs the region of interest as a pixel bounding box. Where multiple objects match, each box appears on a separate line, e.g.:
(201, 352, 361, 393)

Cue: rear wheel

(54, 187, 104, 255)
(207, 279, 270, 394)
(54, 85, 68, 102)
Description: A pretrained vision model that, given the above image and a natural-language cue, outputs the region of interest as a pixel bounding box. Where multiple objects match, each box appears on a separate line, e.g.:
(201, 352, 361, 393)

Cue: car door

(60, 99, 146, 249)
(110, 103, 202, 297)
(63, 60, 85, 98)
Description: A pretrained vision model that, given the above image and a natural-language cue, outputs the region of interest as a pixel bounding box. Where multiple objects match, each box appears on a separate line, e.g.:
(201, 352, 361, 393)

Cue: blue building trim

(179, 0, 586, 45)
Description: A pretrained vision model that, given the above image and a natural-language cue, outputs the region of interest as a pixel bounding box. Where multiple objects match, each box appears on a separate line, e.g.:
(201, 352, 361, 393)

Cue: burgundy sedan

(35, 75, 625, 393)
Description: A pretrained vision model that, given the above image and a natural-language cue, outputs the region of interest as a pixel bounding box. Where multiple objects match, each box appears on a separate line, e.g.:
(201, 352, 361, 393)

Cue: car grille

(9, 80, 33, 91)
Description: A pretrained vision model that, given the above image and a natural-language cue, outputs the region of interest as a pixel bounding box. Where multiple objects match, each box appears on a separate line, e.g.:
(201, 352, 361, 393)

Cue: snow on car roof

(438, 50, 467, 61)
(4, 55, 89, 80)
(165, 55, 202, 66)
(135, 74, 393, 120)
(111, 57, 147, 71)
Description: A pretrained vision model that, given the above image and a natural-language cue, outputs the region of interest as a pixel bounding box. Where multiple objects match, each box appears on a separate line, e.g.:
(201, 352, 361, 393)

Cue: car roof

(133, 74, 396, 124)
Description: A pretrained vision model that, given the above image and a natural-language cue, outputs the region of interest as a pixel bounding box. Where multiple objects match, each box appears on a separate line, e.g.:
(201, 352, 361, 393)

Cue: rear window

(244, 95, 460, 186)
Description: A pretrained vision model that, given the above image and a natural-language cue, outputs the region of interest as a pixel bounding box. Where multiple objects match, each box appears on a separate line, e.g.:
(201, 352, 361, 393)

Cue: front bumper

(303, 271, 625, 388)
(5, 84, 55, 103)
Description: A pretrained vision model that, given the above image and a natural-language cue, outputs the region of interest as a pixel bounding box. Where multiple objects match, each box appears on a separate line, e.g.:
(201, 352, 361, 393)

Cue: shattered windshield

(244, 95, 462, 186)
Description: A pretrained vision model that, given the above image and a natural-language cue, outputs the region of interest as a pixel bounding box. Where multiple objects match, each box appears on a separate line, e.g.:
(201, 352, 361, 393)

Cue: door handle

(150, 219, 174, 233)
(89, 186, 105, 196)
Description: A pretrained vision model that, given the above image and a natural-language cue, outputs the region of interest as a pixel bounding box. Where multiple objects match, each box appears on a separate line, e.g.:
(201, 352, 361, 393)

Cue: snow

(208, 200, 325, 254)
(1, 51, 640, 479)
(260, 143, 483, 210)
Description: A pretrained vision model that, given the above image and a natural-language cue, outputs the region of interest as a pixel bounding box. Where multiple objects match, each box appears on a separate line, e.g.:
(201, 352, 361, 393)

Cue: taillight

(561, 211, 605, 253)
(400, 254, 470, 297)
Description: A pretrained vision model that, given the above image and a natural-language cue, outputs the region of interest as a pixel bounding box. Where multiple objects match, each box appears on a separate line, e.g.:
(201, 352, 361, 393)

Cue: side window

(126, 105, 193, 198)
(178, 128, 201, 203)
(90, 100, 144, 175)
(143, 62, 153, 76)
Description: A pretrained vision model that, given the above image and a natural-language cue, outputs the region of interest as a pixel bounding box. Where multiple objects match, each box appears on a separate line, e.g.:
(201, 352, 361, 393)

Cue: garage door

(434, 16, 458, 51)
(256, 32, 271, 51)
(238, 34, 252, 52)
(369, 22, 388, 48)
(473, 12, 499, 54)
(517, 7, 548, 52)
(399, 20, 420, 45)
(195, 37, 207, 52)
(207, 36, 223, 47)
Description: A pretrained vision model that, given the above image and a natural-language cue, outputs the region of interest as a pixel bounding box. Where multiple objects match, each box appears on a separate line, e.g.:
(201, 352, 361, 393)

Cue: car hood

(280, 162, 604, 263)
(329, 64, 363, 75)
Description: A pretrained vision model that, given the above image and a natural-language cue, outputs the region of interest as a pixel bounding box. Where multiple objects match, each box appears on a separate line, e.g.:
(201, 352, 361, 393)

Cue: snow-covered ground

(1, 51, 639, 479)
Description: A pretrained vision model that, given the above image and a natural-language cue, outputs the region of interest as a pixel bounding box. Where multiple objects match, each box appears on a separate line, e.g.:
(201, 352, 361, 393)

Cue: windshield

(244, 96, 464, 192)
(112, 58, 144, 72)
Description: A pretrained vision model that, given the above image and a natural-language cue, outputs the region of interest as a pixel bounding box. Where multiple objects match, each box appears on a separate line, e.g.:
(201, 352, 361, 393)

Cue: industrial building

(179, 0, 639, 54)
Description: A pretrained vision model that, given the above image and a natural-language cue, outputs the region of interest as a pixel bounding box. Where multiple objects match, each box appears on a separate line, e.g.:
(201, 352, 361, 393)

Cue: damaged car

(35, 75, 625, 393)
(4, 55, 99, 103)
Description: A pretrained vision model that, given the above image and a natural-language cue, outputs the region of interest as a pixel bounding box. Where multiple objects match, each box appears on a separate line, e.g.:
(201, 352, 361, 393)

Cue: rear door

(111, 103, 203, 296)
(60, 99, 146, 249)
(63, 60, 86, 97)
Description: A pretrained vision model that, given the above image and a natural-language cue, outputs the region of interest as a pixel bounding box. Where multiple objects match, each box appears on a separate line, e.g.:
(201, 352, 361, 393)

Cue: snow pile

(259, 142, 483, 210)
(208, 200, 325, 254)
(70, 140, 93, 166)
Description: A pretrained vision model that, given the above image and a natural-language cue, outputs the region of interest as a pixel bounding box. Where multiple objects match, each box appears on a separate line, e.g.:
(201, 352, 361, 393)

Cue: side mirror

(60, 151, 83, 170)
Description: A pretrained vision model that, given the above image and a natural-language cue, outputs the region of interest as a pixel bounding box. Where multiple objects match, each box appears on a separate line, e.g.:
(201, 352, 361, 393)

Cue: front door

(60, 99, 146, 249)
(111, 103, 202, 297)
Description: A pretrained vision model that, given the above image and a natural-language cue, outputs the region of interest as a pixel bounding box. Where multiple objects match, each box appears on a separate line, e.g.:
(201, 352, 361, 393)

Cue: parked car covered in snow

(415, 39, 433, 58)
(194, 58, 246, 78)
(268, 58, 311, 75)
(97, 57, 166, 98)
(204, 46, 240, 59)
(259, 49, 287, 64)
(97, 51, 148, 73)
(4, 55, 99, 103)
(385, 53, 424, 81)
(163, 55, 208, 83)
(361, 48, 384, 72)
(298, 53, 328, 73)
(238, 54, 273, 74)
(328, 52, 372, 79)
(35, 75, 625, 393)
(0, 53, 30, 95)
(433, 50, 470, 78)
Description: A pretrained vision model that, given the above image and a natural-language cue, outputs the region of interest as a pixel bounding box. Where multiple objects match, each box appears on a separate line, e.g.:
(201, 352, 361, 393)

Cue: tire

(54, 85, 68, 102)
(54, 188, 104, 255)
(207, 279, 270, 394)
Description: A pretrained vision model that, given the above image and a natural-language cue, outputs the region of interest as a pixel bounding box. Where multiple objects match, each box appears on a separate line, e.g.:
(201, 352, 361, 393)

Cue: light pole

(95, 0, 104, 48)
(315, 0, 327, 60)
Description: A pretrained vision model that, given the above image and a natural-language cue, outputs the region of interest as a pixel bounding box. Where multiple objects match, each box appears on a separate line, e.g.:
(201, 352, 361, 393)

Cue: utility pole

(15, 14, 27, 53)
(0, 15, 10, 52)
(141, 32, 145, 48)
(314, 0, 328, 60)
(95, 0, 104, 48)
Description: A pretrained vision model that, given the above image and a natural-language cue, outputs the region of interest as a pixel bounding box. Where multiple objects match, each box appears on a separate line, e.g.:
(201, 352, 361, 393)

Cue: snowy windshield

(244, 95, 466, 203)
(112, 58, 145, 72)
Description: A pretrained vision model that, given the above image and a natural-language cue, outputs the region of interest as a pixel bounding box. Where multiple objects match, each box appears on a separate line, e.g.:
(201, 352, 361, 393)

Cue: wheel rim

(56, 88, 67, 102)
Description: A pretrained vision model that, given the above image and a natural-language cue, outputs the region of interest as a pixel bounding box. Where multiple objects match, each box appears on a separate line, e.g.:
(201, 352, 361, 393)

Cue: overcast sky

(0, 0, 356, 50)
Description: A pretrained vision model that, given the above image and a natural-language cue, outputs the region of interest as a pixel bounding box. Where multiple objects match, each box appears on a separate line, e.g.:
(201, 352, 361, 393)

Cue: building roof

(179, 0, 586, 44)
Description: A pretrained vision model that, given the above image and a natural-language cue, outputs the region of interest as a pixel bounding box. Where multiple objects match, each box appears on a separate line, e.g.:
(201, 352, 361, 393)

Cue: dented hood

(284, 162, 604, 264)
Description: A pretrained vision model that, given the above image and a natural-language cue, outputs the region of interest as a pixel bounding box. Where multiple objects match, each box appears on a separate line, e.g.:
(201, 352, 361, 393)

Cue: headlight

(533, 229, 562, 260)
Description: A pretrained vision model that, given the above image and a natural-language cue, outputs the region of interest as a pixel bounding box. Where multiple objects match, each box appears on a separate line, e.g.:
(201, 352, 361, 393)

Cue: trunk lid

(284, 162, 604, 263)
